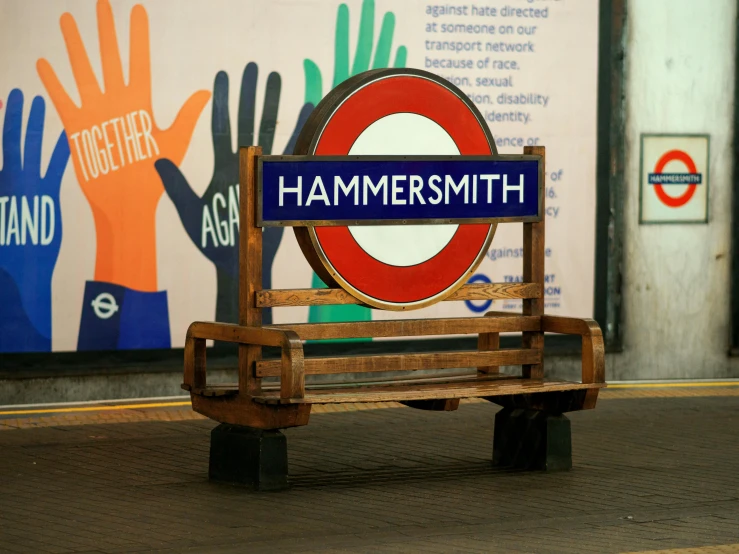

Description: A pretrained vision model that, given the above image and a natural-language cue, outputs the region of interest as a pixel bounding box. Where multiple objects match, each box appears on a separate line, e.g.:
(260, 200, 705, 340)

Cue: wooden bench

(182, 144, 606, 491)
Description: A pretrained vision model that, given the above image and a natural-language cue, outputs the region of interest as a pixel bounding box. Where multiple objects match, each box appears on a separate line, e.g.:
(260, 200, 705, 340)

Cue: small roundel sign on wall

(639, 134, 709, 224)
(258, 69, 543, 310)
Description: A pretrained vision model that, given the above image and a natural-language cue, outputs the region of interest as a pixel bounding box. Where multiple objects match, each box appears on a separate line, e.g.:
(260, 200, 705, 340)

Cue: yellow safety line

(1, 381, 738, 417)
(622, 543, 739, 553)
(608, 382, 739, 389)
(0, 401, 191, 416)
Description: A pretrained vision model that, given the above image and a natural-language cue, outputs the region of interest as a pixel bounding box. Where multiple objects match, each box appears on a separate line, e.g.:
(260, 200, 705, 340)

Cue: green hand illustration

(303, 0, 407, 106)
(303, 0, 407, 330)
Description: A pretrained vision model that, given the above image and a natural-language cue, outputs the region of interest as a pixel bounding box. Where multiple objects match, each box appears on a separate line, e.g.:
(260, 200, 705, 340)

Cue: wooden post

(280, 331, 306, 400)
(522, 145, 545, 379)
(477, 331, 500, 376)
(239, 146, 263, 396)
(183, 335, 206, 390)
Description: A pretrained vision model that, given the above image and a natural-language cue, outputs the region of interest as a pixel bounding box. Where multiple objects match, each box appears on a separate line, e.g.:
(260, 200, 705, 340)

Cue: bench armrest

(541, 316, 606, 385)
(184, 322, 305, 400)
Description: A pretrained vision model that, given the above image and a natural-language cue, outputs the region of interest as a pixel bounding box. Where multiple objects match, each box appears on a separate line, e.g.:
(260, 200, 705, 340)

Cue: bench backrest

(236, 142, 547, 393)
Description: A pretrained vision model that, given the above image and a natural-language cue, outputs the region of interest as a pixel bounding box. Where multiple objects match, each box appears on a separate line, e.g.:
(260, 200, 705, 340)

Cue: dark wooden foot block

(492, 408, 572, 471)
(209, 423, 288, 491)
(400, 399, 460, 411)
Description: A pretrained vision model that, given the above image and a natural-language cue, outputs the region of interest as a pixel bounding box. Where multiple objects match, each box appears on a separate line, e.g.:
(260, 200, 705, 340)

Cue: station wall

(609, 0, 738, 380)
(1, 0, 738, 403)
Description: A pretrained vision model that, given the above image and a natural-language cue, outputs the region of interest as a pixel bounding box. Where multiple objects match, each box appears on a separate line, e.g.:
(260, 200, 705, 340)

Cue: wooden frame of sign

(182, 145, 605, 433)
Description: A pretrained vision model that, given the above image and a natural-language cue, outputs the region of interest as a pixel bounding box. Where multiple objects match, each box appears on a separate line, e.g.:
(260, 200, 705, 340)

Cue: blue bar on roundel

(647, 173, 702, 185)
(259, 157, 540, 225)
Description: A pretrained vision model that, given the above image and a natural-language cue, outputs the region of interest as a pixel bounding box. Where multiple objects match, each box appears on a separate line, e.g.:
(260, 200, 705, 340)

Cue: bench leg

(492, 408, 572, 471)
(209, 423, 289, 491)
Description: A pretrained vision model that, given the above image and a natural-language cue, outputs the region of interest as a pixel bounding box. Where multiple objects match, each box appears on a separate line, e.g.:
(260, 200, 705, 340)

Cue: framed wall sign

(639, 134, 710, 224)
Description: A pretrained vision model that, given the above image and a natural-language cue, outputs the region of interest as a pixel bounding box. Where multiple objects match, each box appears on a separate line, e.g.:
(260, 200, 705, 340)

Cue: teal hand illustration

(303, 0, 407, 330)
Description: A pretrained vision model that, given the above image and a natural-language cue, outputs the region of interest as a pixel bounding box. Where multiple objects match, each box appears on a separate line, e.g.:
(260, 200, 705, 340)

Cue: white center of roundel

(659, 159, 692, 199)
(347, 113, 460, 267)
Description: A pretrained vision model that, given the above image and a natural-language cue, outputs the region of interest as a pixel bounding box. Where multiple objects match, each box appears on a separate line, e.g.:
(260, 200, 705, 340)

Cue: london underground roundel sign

(258, 69, 542, 310)
(651, 150, 699, 208)
(292, 69, 498, 311)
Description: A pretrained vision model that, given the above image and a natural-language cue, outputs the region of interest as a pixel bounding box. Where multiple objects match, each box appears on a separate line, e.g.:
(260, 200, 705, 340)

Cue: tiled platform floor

(1, 391, 739, 553)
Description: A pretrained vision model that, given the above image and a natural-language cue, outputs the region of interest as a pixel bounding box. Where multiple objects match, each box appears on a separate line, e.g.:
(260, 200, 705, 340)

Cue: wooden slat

(450, 283, 541, 300)
(256, 348, 541, 377)
(252, 379, 604, 405)
(188, 321, 291, 347)
(182, 383, 238, 397)
(270, 315, 540, 341)
(542, 315, 601, 336)
(256, 282, 542, 308)
(183, 371, 523, 397)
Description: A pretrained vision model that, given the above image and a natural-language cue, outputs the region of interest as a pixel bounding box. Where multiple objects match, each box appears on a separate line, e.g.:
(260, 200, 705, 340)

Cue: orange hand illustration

(37, 0, 210, 291)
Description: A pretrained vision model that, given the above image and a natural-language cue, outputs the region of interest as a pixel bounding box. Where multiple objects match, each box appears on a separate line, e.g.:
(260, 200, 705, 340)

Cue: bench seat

(183, 374, 604, 404)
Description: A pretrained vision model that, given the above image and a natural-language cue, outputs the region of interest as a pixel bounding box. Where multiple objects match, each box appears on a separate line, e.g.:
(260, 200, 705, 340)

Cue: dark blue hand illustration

(0, 89, 70, 352)
(156, 63, 313, 324)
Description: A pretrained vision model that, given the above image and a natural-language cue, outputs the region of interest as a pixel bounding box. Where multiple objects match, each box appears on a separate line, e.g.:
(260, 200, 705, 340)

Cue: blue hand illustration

(156, 64, 313, 324)
(0, 89, 70, 352)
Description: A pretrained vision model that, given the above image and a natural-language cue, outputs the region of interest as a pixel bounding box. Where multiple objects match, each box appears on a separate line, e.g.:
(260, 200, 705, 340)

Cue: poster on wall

(0, 0, 599, 353)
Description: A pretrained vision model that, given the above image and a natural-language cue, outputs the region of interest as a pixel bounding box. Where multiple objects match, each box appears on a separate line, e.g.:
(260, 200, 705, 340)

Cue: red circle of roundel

(653, 150, 698, 208)
(312, 75, 494, 305)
